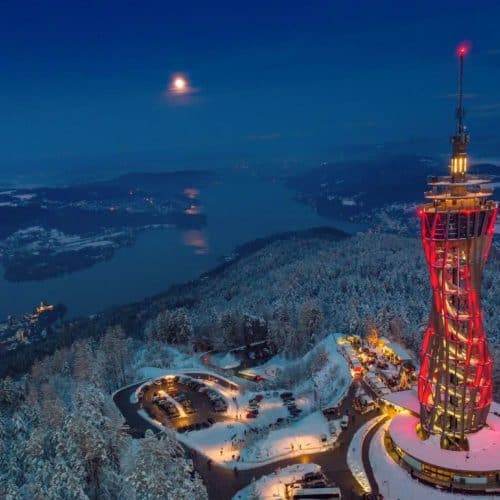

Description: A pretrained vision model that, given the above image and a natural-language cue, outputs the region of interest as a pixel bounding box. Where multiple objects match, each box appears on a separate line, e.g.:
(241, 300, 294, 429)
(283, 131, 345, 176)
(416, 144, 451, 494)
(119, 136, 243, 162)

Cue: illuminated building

(372, 47, 500, 495)
(416, 44, 498, 449)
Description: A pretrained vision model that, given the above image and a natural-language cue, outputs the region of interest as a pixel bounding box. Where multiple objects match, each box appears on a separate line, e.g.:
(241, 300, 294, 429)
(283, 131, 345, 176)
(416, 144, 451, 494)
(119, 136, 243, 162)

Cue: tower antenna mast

(456, 44, 468, 135)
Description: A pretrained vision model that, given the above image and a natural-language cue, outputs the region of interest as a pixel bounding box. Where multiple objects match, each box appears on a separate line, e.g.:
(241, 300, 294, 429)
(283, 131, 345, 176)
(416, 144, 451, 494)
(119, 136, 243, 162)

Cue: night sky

(2, 1, 500, 174)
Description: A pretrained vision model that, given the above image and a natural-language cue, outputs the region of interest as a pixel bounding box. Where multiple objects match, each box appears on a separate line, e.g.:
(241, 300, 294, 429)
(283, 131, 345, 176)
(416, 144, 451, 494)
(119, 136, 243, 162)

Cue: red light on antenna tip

(457, 41, 471, 57)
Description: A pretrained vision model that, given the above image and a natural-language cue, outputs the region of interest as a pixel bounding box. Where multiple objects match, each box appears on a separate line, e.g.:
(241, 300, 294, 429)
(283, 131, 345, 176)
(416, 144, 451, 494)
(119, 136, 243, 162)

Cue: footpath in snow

(179, 410, 337, 470)
(347, 414, 385, 493)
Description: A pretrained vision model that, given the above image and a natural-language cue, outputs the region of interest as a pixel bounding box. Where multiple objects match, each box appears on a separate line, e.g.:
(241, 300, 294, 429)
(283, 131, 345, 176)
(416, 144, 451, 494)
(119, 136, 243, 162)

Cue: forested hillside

(184, 233, 499, 381)
(0, 229, 498, 498)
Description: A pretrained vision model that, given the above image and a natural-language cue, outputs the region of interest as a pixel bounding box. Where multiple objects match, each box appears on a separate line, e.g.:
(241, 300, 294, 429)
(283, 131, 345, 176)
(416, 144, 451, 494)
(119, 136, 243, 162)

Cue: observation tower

(417, 44, 498, 449)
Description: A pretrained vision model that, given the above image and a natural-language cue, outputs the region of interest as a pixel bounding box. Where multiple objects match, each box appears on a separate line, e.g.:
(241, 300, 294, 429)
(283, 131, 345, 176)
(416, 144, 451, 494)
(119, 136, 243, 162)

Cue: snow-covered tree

(122, 430, 207, 500)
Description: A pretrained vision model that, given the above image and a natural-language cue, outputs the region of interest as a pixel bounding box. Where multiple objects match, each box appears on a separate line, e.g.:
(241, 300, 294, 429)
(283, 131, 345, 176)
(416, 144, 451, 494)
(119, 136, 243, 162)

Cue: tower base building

(384, 392, 500, 493)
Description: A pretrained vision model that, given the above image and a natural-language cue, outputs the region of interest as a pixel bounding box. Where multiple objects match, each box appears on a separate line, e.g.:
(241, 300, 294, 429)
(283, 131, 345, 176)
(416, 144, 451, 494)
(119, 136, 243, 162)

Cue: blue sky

(2, 1, 500, 174)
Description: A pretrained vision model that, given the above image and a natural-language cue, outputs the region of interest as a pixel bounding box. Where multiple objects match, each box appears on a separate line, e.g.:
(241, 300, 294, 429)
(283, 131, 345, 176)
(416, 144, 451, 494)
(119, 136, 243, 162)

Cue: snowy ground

(232, 463, 321, 500)
(238, 411, 336, 466)
(347, 414, 385, 493)
(369, 422, 497, 500)
(133, 366, 335, 469)
(239, 354, 288, 380)
(134, 345, 206, 373)
(304, 334, 352, 409)
(131, 339, 351, 470)
(245, 334, 351, 410)
(178, 411, 336, 470)
(210, 352, 241, 370)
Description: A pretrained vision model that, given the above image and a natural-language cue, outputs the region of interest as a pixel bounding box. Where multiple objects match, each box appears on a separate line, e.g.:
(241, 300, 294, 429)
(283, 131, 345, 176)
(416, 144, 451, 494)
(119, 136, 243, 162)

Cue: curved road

(361, 416, 389, 497)
(113, 381, 380, 499)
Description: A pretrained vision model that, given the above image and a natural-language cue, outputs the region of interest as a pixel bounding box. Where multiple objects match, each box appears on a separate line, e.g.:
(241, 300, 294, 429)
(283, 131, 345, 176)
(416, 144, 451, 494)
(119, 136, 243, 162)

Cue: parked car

(303, 472, 323, 482)
(340, 414, 349, 429)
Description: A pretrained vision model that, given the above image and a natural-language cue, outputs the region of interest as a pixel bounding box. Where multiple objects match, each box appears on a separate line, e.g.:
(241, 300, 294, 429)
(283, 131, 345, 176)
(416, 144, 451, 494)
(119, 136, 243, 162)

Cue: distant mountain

(286, 155, 499, 220)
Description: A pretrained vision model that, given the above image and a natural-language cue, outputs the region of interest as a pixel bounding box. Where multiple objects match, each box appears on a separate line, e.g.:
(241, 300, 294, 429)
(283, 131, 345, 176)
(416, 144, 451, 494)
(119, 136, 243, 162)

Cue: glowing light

(174, 77, 186, 90)
(168, 74, 193, 96)
(184, 187, 200, 199)
(457, 41, 471, 57)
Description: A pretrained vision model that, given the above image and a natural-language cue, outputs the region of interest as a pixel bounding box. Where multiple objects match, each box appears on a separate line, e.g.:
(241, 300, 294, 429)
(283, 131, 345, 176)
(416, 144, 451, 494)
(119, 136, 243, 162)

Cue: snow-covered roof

(389, 412, 500, 472)
(382, 389, 420, 415)
(383, 341, 412, 361)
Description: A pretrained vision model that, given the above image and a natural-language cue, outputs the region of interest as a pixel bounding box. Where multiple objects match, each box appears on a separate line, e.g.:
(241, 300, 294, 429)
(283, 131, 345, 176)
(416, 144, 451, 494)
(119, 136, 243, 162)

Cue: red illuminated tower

(417, 45, 498, 449)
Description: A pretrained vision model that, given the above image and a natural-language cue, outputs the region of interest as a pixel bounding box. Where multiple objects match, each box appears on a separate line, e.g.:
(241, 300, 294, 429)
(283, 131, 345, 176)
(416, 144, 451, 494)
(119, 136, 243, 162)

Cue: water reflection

(184, 204, 203, 215)
(182, 229, 209, 254)
(184, 187, 200, 200)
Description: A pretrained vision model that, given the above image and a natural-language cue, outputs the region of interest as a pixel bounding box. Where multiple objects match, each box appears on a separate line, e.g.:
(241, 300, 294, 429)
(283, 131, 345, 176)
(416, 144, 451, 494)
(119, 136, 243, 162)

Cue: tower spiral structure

(417, 45, 498, 449)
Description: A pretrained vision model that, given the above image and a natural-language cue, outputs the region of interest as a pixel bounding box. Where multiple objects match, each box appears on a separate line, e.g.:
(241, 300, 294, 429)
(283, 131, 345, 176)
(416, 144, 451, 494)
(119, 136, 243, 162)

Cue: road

(113, 380, 382, 499)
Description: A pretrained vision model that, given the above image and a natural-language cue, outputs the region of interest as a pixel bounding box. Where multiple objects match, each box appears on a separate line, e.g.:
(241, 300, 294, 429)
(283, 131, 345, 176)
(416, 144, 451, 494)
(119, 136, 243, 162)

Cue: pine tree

(0, 377, 20, 407)
(122, 430, 207, 500)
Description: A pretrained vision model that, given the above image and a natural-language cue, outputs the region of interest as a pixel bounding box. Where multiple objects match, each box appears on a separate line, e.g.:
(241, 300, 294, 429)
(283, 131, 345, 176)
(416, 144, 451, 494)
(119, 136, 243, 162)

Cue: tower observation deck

(417, 45, 498, 449)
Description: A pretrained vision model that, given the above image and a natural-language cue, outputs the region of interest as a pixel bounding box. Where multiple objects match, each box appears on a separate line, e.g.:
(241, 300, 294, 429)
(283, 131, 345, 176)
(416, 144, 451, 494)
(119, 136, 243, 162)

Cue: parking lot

(139, 374, 231, 432)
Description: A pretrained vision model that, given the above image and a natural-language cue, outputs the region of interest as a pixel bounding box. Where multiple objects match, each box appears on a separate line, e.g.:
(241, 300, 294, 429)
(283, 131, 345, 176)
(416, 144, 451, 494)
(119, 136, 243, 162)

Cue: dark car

(303, 472, 323, 482)
(306, 480, 327, 488)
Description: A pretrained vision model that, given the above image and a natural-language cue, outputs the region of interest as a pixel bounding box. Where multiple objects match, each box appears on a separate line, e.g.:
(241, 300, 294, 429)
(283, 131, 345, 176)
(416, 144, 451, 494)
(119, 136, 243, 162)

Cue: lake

(0, 176, 360, 318)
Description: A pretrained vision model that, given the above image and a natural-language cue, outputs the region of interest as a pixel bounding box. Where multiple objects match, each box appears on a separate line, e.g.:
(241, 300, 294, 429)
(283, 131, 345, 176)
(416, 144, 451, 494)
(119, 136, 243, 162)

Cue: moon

(169, 75, 190, 95)
(174, 77, 186, 91)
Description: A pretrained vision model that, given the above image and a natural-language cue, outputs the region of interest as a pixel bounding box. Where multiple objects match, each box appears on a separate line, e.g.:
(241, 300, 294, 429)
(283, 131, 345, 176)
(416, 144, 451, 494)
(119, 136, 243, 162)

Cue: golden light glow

(451, 156, 468, 175)
(167, 74, 192, 96)
(174, 77, 186, 90)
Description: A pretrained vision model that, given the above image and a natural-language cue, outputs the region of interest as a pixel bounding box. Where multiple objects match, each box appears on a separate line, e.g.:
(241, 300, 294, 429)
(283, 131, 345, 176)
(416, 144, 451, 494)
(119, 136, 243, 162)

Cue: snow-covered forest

(0, 231, 498, 498)
(0, 327, 207, 499)
(174, 232, 500, 392)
